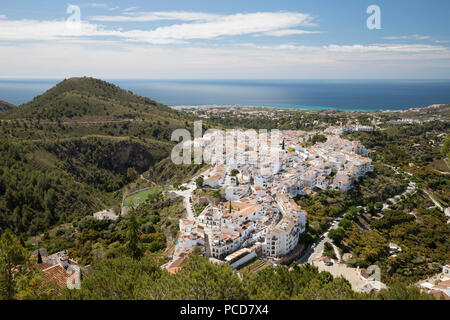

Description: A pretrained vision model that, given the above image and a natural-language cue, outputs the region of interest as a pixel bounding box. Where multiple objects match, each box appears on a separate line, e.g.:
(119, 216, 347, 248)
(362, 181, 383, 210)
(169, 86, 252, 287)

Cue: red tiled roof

(40, 264, 75, 289)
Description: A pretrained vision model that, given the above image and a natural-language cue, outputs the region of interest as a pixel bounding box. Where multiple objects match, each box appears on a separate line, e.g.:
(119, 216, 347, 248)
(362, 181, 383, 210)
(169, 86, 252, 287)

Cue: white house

(204, 173, 225, 188)
(315, 175, 329, 190)
(93, 209, 118, 221)
(442, 265, 450, 277)
(263, 215, 300, 258)
(225, 186, 250, 201)
(225, 248, 257, 269)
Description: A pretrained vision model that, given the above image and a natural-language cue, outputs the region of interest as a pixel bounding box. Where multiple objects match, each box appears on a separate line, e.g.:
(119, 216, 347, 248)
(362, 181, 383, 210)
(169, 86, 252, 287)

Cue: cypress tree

(126, 208, 143, 260)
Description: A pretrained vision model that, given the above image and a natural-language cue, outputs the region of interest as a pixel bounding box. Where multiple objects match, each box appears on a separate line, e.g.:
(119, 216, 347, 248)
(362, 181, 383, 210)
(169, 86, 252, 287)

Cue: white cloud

(0, 10, 448, 79)
(0, 14, 6, 19)
(0, 19, 121, 41)
(123, 7, 138, 12)
(124, 12, 315, 43)
(265, 29, 319, 36)
(87, 3, 109, 9)
(241, 43, 449, 55)
(384, 35, 430, 40)
(85, 3, 119, 11)
(90, 11, 221, 22)
(325, 44, 445, 53)
(0, 11, 317, 44)
(88, 11, 316, 35)
(1, 42, 449, 79)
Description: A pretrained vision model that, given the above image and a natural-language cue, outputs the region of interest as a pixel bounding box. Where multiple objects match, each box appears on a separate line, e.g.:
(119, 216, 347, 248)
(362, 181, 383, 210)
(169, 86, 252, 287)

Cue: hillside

(2, 77, 179, 121)
(0, 99, 15, 111)
(0, 77, 198, 238)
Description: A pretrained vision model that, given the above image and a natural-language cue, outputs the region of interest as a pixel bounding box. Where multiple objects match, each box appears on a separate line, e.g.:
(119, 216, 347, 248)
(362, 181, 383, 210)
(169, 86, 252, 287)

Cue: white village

(164, 130, 374, 273)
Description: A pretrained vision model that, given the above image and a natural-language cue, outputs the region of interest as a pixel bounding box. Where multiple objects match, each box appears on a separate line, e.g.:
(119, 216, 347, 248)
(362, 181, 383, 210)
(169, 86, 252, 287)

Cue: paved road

(297, 216, 343, 264)
(172, 167, 213, 220)
(172, 182, 196, 220)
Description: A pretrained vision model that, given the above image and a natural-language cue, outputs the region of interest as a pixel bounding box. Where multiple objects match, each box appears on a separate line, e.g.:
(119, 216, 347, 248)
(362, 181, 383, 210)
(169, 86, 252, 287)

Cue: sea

(1, 79, 450, 111)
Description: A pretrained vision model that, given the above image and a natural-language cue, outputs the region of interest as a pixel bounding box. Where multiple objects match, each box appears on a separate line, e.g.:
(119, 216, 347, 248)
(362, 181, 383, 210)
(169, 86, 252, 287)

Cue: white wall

(230, 251, 257, 269)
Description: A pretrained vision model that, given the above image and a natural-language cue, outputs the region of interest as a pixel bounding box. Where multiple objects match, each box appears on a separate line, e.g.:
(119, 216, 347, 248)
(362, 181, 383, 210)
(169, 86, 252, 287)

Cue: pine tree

(0, 230, 28, 299)
(37, 251, 42, 264)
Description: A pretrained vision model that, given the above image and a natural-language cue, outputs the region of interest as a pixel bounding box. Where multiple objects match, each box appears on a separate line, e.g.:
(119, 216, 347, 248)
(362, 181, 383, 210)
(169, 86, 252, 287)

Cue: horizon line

(1, 77, 450, 81)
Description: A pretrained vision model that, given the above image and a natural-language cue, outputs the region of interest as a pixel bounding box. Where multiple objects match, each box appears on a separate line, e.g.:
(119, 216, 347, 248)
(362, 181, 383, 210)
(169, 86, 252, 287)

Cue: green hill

(0, 77, 198, 237)
(0, 99, 15, 111)
(0, 76, 195, 146)
(2, 77, 179, 121)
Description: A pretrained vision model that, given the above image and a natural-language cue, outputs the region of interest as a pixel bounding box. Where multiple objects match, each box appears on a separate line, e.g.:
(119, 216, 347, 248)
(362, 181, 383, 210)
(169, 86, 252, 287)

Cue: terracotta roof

(40, 264, 75, 289)
(430, 290, 450, 300)
(433, 280, 450, 290)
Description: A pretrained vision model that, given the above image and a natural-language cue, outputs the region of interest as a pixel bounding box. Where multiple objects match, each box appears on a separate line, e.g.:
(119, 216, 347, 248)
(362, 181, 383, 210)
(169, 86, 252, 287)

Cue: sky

(0, 0, 449, 79)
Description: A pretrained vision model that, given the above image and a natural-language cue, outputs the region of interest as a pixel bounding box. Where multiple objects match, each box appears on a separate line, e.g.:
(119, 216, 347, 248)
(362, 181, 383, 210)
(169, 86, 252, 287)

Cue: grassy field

(124, 187, 163, 207)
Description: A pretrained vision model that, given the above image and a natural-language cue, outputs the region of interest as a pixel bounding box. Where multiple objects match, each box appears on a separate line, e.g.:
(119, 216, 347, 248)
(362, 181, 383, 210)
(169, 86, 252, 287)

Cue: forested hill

(0, 99, 15, 111)
(1, 77, 180, 121)
(0, 77, 199, 238)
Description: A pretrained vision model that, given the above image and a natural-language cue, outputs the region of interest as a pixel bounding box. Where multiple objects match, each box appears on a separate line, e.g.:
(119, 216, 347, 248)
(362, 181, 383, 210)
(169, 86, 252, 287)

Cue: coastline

(171, 103, 446, 113)
(1, 78, 450, 110)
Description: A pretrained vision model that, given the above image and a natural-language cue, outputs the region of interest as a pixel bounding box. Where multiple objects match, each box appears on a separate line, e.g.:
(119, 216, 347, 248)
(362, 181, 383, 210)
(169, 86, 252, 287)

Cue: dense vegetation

(1, 220, 434, 300)
(28, 195, 185, 266)
(0, 230, 58, 300)
(296, 162, 407, 244)
(0, 100, 15, 111)
(2, 77, 178, 121)
(0, 140, 112, 237)
(342, 208, 450, 284)
(62, 253, 432, 300)
(345, 123, 449, 207)
(42, 137, 169, 192)
(0, 78, 198, 238)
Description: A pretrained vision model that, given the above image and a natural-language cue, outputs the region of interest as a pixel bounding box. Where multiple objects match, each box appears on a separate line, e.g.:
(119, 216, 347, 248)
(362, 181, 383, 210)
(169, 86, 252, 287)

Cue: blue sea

(1, 79, 450, 111)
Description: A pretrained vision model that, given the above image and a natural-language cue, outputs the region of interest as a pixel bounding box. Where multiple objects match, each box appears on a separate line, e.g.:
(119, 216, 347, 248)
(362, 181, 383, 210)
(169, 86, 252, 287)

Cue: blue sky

(0, 0, 449, 78)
